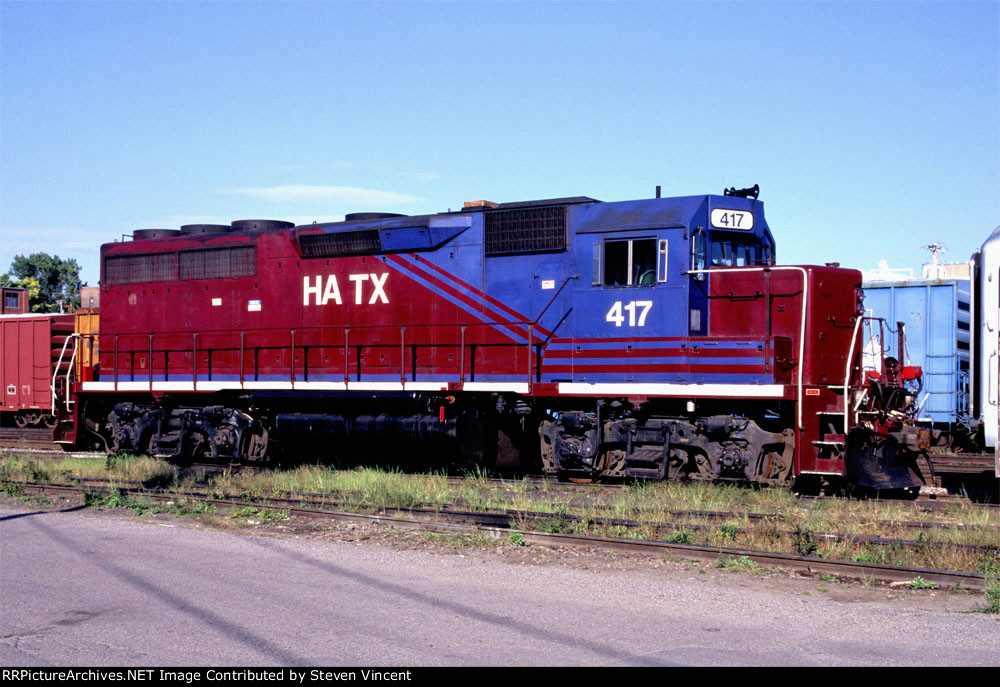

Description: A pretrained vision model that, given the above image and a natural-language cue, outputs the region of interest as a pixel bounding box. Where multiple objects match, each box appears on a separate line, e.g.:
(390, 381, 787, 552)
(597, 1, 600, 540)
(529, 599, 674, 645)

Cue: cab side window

(603, 238, 656, 286)
(691, 228, 707, 281)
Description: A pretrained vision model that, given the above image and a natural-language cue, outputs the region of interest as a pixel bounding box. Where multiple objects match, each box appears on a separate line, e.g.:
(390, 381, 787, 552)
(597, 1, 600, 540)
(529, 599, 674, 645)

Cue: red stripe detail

(545, 348, 767, 359)
(410, 253, 550, 336)
(384, 255, 530, 339)
(401, 253, 552, 338)
(550, 336, 768, 344)
(541, 364, 768, 374)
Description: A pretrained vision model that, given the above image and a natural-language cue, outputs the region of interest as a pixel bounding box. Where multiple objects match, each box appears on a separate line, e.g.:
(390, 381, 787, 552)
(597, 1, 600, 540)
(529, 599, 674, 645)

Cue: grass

(663, 528, 693, 544)
(907, 576, 939, 590)
(975, 578, 1000, 613)
(715, 555, 764, 574)
(423, 531, 502, 548)
(229, 506, 289, 523)
(1, 452, 176, 486)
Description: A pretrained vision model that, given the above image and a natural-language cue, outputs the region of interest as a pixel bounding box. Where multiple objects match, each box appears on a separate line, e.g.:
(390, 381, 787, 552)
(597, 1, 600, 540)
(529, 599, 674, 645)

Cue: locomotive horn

(723, 184, 759, 199)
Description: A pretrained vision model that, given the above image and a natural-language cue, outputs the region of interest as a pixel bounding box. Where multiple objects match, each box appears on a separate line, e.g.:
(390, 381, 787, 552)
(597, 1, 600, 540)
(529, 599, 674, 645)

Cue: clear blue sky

(1, 0, 997, 286)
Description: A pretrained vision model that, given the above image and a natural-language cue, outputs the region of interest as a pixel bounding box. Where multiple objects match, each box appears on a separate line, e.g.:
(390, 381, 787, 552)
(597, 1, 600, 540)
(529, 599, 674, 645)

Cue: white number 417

(606, 300, 653, 327)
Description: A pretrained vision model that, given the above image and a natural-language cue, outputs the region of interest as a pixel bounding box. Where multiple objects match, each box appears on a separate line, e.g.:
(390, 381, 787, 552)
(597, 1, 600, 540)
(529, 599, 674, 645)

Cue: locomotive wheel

(14, 414, 29, 428)
(43, 414, 57, 429)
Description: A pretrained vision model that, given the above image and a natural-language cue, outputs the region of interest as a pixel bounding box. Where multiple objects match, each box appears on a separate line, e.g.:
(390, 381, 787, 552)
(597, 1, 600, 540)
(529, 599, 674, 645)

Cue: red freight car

(1, 314, 75, 427)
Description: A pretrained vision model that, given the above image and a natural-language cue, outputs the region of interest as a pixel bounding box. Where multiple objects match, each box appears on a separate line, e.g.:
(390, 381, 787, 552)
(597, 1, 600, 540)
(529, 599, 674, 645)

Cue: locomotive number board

(710, 209, 754, 231)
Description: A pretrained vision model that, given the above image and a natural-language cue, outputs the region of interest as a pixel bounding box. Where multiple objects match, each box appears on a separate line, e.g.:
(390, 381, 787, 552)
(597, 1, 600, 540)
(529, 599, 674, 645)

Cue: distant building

(79, 286, 100, 311)
(921, 261, 970, 280)
(1, 287, 29, 314)
(863, 241, 971, 283)
(861, 259, 914, 283)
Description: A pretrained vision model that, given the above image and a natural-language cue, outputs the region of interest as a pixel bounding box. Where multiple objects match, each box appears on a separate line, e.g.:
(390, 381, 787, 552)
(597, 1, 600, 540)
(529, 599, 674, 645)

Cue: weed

(907, 576, 939, 590)
(26, 460, 50, 483)
(536, 515, 574, 534)
(231, 505, 260, 518)
(508, 532, 524, 546)
(973, 578, 1000, 614)
(259, 509, 289, 523)
(83, 490, 153, 516)
(715, 555, 760, 573)
(819, 574, 837, 582)
(1, 474, 24, 497)
(424, 531, 500, 548)
(664, 529, 693, 544)
(817, 586, 829, 593)
(792, 527, 818, 556)
(719, 523, 738, 541)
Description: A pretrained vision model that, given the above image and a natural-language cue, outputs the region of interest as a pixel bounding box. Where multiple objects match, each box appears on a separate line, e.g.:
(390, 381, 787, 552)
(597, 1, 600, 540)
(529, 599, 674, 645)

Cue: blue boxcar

(861, 279, 971, 425)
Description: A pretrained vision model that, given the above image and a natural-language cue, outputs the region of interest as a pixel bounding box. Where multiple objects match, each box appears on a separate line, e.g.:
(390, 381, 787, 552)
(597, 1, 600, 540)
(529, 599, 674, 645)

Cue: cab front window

(710, 240, 760, 267)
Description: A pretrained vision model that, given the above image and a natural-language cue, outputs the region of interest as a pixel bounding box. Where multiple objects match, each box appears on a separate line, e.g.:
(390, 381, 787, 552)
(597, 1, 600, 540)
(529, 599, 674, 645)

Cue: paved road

(1, 505, 997, 666)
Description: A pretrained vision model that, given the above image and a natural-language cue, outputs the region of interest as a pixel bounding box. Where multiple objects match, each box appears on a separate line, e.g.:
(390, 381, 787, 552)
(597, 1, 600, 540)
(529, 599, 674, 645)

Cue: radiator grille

(179, 246, 256, 280)
(104, 253, 177, 284)
(105, 246, 256, 284)
(485, 205, 567, 256)
(300, 230, 383, 257)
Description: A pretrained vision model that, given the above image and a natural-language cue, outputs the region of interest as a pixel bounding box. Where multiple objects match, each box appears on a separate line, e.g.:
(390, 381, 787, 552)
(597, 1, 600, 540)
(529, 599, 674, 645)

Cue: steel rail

(50, 475, 1000, 531)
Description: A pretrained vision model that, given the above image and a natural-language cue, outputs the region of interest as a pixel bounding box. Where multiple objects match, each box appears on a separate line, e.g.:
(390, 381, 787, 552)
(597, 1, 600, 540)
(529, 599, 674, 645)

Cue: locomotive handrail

(51, 333, 79, 415)
(686, 266, 808, 431)
(843, 315, 865, 435)
(531, 276, 577, 325)
(95, 319, 548, 387)
(96, 321, 532, 387)
(527, 276, 577, 386)
(989, 351, 997, 404)
(91, 317, 546, 343)
(65, 334, 79, 411)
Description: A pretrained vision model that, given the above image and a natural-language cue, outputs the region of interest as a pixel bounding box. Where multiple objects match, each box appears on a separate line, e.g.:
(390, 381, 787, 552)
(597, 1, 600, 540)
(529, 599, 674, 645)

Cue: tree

(1, 253, 84, 312)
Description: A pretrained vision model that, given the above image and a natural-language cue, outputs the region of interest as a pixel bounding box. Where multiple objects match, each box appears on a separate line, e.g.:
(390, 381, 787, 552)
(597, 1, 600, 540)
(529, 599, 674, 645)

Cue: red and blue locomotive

(51, 187, 921, 490)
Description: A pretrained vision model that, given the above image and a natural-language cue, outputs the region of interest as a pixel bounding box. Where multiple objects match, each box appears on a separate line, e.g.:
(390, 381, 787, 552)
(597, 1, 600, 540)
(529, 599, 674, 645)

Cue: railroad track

(10, 480, 996, 591)
(5, 449, 997, 513)
(0, 427, 58, 451)
(917, 452, 998, 477)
